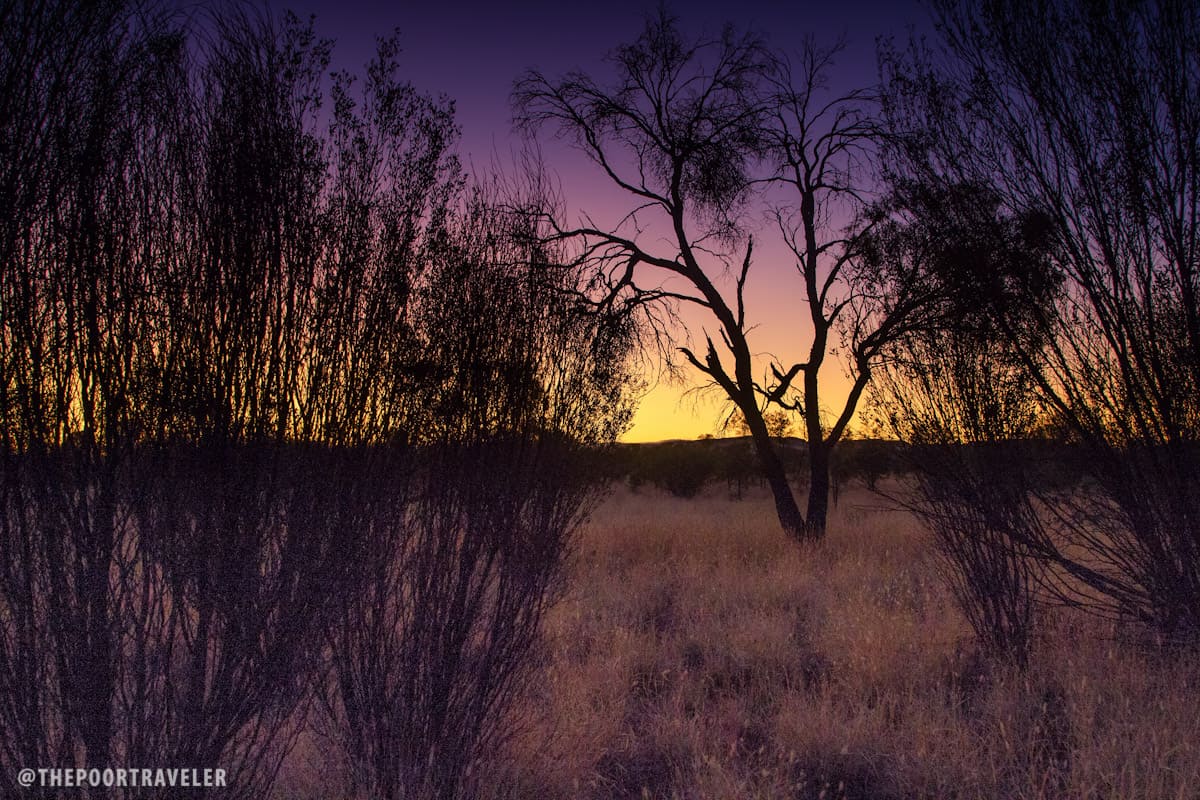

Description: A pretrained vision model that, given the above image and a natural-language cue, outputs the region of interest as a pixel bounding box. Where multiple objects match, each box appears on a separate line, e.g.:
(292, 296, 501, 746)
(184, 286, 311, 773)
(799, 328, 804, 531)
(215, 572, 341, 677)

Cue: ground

(494, 483, 1200, 799)
(277, 482, 1200, 799)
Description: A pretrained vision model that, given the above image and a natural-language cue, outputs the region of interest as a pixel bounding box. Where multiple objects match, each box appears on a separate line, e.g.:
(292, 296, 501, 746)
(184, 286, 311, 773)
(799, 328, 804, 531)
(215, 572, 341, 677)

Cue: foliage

(876, 0, 1200, 647)
(0, 4, 636, 799)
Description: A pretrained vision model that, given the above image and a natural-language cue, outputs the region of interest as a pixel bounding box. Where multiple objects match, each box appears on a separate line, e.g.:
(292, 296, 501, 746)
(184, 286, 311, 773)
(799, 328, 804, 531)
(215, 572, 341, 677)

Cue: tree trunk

(746, 422, 807, 539)
(806, 438, 830, 539)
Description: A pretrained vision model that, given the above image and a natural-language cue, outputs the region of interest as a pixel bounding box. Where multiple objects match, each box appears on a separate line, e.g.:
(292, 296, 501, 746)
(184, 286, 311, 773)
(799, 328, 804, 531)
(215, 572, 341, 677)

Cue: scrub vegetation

(4, 0, 1199, 798)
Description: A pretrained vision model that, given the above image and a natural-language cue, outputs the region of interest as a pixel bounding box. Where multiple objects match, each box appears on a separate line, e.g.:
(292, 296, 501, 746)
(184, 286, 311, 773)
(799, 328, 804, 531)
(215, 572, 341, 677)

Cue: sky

(288, 0, 932, 441)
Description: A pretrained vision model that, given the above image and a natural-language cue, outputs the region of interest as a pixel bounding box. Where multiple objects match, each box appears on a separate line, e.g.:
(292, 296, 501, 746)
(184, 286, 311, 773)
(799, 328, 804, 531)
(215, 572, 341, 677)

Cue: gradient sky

(289, 0, 931, 441)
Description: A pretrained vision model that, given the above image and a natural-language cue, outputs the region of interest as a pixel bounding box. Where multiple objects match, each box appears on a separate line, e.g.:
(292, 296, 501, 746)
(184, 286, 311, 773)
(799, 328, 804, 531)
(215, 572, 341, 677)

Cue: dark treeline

(0, 2, 634, 799)
(607, 438, 905, 501)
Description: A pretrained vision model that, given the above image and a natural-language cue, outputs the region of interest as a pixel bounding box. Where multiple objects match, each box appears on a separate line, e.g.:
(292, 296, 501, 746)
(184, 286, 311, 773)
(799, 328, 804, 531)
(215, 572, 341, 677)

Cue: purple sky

(292, 0, 926, 166)
(286, 0, 932, 441)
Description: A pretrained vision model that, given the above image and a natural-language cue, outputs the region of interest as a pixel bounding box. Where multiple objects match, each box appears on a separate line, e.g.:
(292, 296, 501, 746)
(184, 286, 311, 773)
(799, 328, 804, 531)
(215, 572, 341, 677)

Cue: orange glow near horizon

(622, 381, 724, 442)
(621, 370, 861, 443)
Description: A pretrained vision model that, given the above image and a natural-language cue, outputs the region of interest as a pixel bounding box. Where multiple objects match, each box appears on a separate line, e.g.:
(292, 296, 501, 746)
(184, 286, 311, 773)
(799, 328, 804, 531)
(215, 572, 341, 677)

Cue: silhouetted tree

(877, 0, 1200, 645)
(515, 10, 931, 539)
(320, 186, 635, 800)
(1, 5, 636, 799)
(0, 0, 188, 791)
(864, 185, 1057, 662)
(120, 12, 387, 797)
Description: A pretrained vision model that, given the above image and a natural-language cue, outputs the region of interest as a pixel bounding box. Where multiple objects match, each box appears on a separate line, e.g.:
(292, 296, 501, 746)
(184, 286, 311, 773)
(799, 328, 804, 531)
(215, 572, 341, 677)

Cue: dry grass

(484, 483, 1200, 800)
(271, 481, 1200, 799)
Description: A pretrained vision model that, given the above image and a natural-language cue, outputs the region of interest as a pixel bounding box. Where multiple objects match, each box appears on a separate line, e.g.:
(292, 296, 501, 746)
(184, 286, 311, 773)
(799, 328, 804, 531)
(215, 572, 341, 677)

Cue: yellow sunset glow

(621, 369, 860, 443)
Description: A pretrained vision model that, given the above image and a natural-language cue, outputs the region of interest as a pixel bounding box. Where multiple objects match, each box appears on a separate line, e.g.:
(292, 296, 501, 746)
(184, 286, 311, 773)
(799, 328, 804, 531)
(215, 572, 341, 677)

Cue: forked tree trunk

(745, 418, 807, 540)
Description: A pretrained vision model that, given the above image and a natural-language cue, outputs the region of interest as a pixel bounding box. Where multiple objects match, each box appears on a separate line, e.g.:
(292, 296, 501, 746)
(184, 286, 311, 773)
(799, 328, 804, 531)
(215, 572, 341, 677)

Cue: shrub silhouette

(0, 5, 636, 799)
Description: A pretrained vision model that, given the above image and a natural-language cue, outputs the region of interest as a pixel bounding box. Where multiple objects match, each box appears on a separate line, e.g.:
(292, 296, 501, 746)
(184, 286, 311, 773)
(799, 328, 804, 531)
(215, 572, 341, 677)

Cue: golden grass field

(276, 481, 1200, 799)
(485, 483, 1200, 800)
